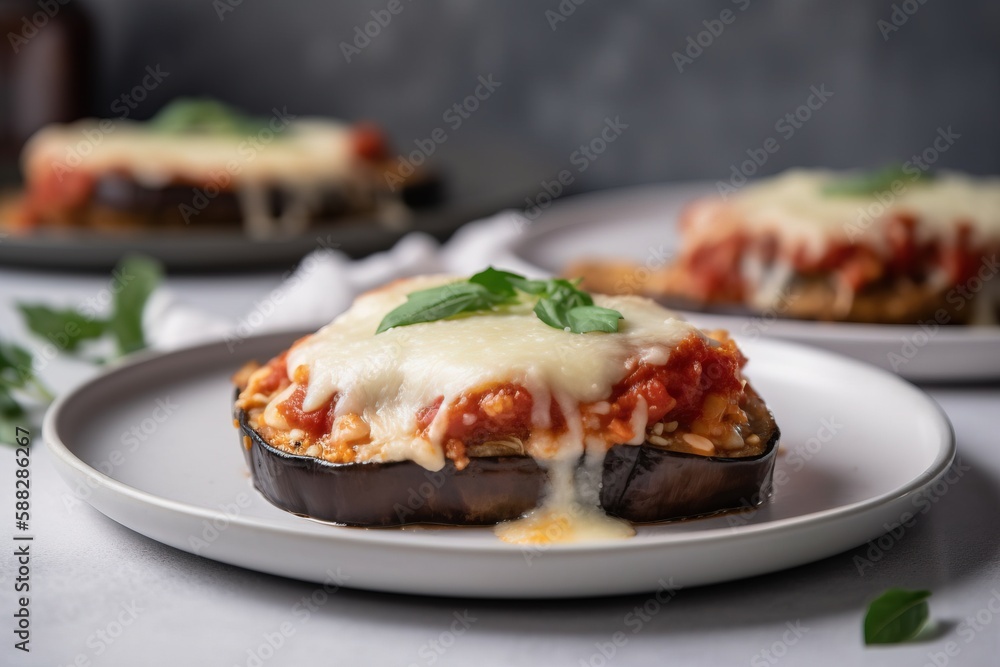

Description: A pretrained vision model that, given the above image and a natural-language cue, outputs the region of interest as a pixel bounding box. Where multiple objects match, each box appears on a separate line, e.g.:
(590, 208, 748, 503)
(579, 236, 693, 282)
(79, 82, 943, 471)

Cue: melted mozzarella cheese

(276, 275, 703, 471)
(24, 118, 358, 184)
(696, 169, 1000, 260)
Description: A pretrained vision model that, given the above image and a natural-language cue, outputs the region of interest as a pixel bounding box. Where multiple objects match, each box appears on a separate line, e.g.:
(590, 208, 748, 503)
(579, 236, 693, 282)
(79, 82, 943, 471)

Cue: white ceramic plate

(44, 332, 954, 599)
(498, 183, 1000, 381)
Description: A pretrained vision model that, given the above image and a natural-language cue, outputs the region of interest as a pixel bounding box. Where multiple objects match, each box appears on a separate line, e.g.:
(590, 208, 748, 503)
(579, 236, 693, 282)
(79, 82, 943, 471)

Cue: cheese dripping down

(494, 436, 636, 544)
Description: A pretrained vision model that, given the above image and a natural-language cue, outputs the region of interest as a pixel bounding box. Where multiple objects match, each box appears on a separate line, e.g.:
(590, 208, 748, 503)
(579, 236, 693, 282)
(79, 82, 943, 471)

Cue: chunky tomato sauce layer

(237, 332, 751, 466)
(675, 214, 985, 302)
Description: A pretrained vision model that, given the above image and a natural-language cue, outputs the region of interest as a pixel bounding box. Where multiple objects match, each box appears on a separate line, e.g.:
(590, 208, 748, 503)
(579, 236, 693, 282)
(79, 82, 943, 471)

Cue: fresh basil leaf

(864, 588, 931, 645)
(469, 267, 554, 300)
(533, 298, 570, 330)
(507, 276, 549, 295)
(0, 391, 27, 445)
(563, 287, 594, 309)
(0, 340, 31, 369)
(469, 267, 521, 297)
(0, 390, 25, 419)
(822, 165, 932, 197)
(0, 340, 40, 445)
(109, 255, 163, 355)
(566, 305, 623, 333)
(545, 279, 593, 308)
(378, 271, 623, 334)
(0, 256, 158, 443)
(0, 342, 33, 390)
(150, 98, 267, 136)
(16, 255, 160, 358)
(377, 282, 504, 333)
(543, 278, 579, 294)
(17, 304, 107, 353)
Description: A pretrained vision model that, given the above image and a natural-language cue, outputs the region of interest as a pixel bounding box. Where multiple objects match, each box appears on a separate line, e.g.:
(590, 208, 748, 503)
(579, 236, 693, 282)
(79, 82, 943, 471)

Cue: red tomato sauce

(277, 384, 338, 442)
(607, 335, 745, 428)
(438, 384, 536, 445)
(683, 216, 985, 300)
(255, 353, 289, 396)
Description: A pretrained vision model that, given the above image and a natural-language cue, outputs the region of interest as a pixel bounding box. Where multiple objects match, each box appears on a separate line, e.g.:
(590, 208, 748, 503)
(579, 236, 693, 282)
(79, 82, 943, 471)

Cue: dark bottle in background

(0, 0, 92, 184)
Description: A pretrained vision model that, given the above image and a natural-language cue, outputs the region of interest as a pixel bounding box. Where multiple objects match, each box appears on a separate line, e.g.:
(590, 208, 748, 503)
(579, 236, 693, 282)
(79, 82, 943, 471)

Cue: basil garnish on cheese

(376, 268, 623, 334)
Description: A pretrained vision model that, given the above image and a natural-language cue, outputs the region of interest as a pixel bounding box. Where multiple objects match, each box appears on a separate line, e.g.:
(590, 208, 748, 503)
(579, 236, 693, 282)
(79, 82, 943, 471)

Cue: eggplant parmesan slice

(13, 99, 441, 237)
(233, 274, 780, 539)
(236, 385, 777, 527)
(570, 169, 1000, 325)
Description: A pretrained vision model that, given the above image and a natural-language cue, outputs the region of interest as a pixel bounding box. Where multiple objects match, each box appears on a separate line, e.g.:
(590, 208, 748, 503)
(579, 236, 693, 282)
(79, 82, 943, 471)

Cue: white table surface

(1, 266, 998, 667)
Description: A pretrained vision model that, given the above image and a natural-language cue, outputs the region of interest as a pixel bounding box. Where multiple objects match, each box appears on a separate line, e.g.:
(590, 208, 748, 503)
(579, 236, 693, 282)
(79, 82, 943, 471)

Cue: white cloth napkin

(143, 211, 540, 351)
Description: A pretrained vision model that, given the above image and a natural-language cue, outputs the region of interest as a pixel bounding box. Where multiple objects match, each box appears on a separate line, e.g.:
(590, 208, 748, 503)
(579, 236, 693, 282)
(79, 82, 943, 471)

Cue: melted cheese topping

(23, 118, 359, 185)
(273, 275, 704, 471)
(694, 169, 1000, 260)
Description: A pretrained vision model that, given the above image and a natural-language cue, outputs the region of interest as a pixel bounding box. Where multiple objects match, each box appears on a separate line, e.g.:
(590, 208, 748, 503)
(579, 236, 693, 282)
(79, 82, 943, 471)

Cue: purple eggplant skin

(92, 171, 444, 226)
(238, 404, 543, 526)
(236, 386, 778, 527)
(601, 386, 779, 522)
(600, 434, 779, 523)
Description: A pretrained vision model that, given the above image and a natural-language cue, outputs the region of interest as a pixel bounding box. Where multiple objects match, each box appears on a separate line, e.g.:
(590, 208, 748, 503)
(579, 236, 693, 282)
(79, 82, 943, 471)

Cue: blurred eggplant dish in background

(570, 168, 1000, 325)
(8, 98, 442, 239)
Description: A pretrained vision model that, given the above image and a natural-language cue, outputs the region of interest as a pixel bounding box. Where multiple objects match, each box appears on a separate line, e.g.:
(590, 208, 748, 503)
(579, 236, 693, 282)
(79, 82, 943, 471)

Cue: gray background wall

(77, 0, 1000, 194)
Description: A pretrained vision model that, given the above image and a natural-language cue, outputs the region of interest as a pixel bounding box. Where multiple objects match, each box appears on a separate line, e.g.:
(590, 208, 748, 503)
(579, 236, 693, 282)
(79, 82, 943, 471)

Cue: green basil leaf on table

(4, 254, 162, 444)
(864, 588, 932, 645)
(16, 305, 107, 353)
(0, 341, 33, 389)
(108, 255, 163, 355)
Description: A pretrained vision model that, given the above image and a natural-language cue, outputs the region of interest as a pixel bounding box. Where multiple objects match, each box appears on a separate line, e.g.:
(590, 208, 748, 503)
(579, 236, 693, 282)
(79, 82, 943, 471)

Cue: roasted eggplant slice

(600, 387, 779, 522)
(91, 172, 443, 228)
(239, 403, 543, 526)
(235, 385, 779, 528)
